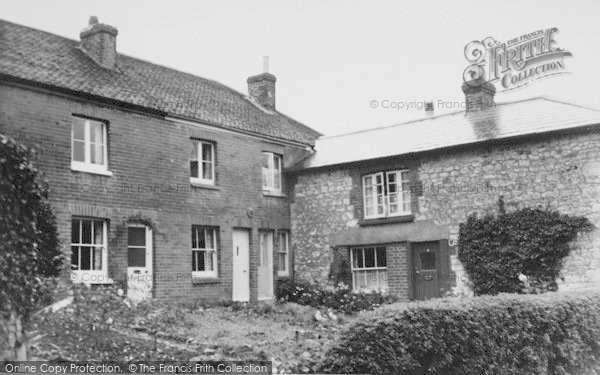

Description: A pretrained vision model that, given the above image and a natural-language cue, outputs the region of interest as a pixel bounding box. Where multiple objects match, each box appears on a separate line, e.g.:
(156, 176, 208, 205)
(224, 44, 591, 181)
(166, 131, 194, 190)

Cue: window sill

(263, 191, 287, 198)
(277, 274, 290, 280)
(192, 277, 221, 285)
(359, 215, 414, 226)
(190, 179, 220, 190)
(71, 163, 113, 177)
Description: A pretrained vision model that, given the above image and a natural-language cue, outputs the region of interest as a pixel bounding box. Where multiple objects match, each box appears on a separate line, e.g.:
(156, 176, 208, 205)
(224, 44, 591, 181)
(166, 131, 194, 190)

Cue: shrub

(276, 279, 397, 314)
(0, 135, 63, 320)
(318, 289, 600, 374)
(458, 197, 592, 295)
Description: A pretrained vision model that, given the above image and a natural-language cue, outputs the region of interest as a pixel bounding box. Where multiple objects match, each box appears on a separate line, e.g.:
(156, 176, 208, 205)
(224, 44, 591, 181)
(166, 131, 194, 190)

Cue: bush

(276, 279, 397, 314)
(458, 197, 592, 295)
(0, 135, 63, 320)
(318, 289, 600, 374)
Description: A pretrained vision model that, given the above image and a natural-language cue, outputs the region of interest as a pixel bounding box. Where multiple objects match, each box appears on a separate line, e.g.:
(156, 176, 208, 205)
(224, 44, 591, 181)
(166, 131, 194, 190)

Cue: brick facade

(290, 128, 600, 299)
(0, 82, 305, 302)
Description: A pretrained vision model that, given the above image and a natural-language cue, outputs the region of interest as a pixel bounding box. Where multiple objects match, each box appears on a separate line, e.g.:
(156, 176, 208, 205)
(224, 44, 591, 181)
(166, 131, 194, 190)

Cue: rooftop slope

(0, 19, 321, 146)
(296, 97, 600, 169)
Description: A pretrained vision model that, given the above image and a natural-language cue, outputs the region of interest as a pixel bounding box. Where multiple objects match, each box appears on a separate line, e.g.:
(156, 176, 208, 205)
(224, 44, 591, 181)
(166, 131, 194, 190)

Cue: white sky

(1, 0, 599, 136)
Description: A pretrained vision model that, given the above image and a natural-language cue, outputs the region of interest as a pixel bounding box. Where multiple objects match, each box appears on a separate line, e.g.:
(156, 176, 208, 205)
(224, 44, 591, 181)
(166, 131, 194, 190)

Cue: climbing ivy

(458, 197, 593, 295)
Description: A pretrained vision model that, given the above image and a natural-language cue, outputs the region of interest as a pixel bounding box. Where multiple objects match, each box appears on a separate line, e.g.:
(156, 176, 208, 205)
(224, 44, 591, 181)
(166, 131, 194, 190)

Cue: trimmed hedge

(317, 289, 600, 374)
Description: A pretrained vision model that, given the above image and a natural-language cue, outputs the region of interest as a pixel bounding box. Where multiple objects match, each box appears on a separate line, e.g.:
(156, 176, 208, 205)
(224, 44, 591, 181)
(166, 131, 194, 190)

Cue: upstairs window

(71, 117, 109, 174)
(262, 152, 282, 193)
(363, 170, 411, 219)
(192, 226, 218, 278)
(190, 141, 215, 185)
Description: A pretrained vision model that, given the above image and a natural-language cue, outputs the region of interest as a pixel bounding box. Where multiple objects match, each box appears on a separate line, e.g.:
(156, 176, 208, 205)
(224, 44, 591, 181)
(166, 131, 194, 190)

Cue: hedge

(317, 289, 600, 374)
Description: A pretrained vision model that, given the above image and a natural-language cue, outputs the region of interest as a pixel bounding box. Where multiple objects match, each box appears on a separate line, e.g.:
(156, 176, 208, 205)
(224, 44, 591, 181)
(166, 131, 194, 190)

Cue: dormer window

(363, 170, 411, 219)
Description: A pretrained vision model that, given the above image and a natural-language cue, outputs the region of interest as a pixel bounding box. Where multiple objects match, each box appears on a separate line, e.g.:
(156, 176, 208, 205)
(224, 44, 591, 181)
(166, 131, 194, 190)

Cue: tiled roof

(296, 97, 600, 169)
(0, 19, 321, 146)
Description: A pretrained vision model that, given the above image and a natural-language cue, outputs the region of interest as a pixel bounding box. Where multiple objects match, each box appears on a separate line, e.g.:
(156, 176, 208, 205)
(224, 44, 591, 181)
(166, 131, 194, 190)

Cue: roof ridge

(317, 97, 580, 141)
(539, 96, 600, 113)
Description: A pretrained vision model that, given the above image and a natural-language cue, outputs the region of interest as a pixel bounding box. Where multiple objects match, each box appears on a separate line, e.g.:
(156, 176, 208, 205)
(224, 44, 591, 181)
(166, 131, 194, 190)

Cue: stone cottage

(289, 82, 600, 300)
(0, 17, 320, 302)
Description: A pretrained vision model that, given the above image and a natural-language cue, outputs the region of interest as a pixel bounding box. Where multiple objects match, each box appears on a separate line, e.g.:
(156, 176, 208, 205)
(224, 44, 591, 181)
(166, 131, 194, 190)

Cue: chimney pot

(462, 79, 496, 113)
(247, 58, 276, 110)
(425, 101, 434, 116)
(80, 16, 118, 70)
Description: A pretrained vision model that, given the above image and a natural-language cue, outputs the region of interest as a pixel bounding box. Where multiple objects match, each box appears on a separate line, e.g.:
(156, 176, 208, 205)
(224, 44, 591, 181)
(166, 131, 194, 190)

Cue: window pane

(190, 161, 199, 178)
(192, 228, 198, 249)
(128, 227, 145, 247)
(364, 248, 375, 268)
(379, 270, 388, 290)
(206, 229, 214, 249)
(376, 247, 387, 267)
(93, 221, 103, 244)
(192, 251, 198, 271)
(420, 252, 436, 270)
(278, 253, 287, 272)
(354, 270, 366, 289)
(89, 121, 104, 144)
(202, 162, 213, 180)
(80, 246, 91, 270)
(72, 140, 85, 162)
(365, 270, 379, 289)
(205, 251, 214, 271)
(197, 228, 206, 249)
(71, 246, 79, 270)
(202, 143, 212, 162)
(90, 143, 104, 165)
(128, 248, 146, 267)
(196, 250, 206, 271)
(352, 248, 363, 268)
(262, 153, 271, 188)
(274, 168, 281, 190)
(81, 220, 92, 244)
(93, 247, 103, 270)
(71, 220, 80, 243)
(72, 120, 85, 140)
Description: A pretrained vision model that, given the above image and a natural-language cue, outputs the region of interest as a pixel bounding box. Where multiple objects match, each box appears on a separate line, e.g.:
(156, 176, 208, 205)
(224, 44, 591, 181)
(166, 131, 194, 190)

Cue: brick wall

(0, 82, 304, 302)
(291, 128, 600, 297)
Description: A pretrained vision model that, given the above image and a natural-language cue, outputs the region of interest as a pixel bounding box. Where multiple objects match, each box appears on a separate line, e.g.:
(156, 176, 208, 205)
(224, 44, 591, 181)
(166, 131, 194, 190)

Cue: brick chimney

(462, 79, 495, 113)
(424, 101, 434, 116)
(247, 56, 276, 110)
(80, 16, 118, 70)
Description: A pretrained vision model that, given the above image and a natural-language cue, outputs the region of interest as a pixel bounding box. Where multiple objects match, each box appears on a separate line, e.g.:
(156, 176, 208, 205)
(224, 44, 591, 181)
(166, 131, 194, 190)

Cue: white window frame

(362, 170, 411, 219)
(277, 231, 290, 277)
(190, 140, 215, 185)
(70, 218, 109, 283)
(71, 117, 111, 176)
(192, 226, 218, 278)
(262, 152, 283, 194)
(350, 246, 388, 292)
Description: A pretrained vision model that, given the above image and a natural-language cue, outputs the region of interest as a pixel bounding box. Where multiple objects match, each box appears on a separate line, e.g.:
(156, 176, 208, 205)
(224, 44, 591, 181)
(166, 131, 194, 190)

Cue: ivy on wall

(458, 197, 593, 295)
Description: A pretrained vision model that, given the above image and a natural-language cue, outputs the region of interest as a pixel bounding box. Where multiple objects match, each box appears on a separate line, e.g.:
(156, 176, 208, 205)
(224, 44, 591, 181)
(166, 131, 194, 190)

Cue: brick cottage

(1, 17, 600, 303)
(0, 17, 320, 302)
(289, 85, 600, 300)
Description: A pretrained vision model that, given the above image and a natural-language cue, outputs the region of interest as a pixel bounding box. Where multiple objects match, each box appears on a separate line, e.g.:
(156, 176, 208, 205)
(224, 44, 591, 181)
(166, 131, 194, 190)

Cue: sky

(1, 0, 599, 136)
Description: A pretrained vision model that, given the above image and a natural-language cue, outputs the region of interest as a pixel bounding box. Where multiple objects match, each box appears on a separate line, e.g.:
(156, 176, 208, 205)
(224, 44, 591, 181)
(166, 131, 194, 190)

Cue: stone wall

(291, 128, 600, 296)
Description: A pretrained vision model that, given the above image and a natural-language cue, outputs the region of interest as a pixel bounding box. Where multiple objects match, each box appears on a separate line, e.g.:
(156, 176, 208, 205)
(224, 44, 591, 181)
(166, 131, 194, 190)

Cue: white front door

(258, 231, 274, 300)
(232, 229, 250, 302)
(127, 225, 153, 302)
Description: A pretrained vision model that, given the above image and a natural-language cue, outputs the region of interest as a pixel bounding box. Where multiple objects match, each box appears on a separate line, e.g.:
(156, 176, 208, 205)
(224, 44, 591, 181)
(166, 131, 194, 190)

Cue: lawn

(28, 290, 360, 374)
